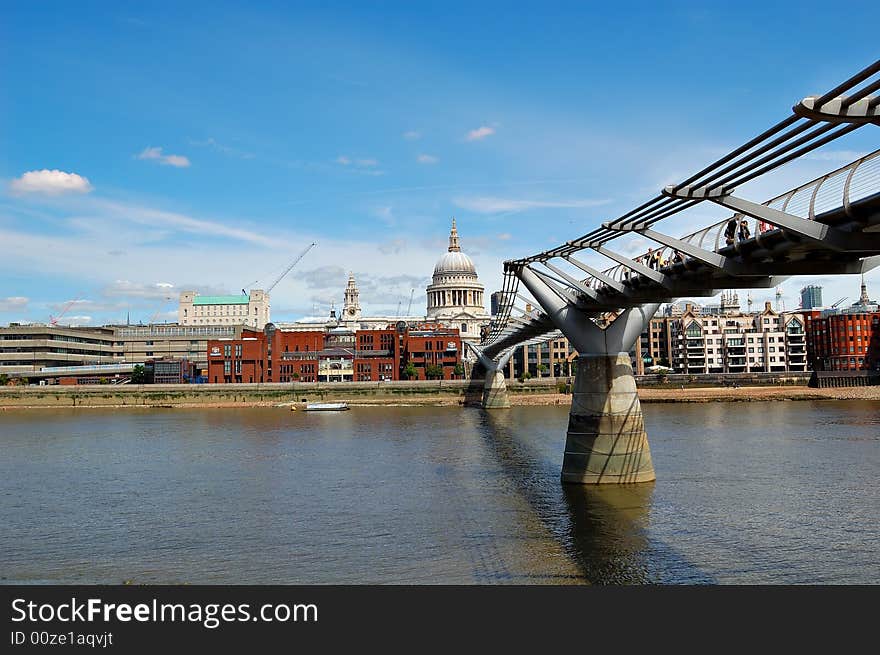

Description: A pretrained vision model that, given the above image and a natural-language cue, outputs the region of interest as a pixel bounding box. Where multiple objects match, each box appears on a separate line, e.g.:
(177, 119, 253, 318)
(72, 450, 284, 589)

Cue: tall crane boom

(50, 292, 84, 326)
(264, 242, 317, 294)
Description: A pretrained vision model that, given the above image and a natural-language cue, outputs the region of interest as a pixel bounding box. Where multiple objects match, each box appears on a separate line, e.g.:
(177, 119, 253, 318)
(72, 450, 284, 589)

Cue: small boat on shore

(301, 402, 350, 412)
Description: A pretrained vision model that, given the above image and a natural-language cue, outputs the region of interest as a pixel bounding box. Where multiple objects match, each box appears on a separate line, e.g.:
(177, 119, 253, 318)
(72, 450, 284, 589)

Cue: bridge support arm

(563, 255, 628, 294)
(593, 245, 671, 287)
(466, 342, 513, 409)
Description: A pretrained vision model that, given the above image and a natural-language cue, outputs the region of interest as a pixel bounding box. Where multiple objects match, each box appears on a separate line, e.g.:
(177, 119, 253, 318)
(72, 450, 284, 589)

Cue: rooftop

(192, 295, 250, 306)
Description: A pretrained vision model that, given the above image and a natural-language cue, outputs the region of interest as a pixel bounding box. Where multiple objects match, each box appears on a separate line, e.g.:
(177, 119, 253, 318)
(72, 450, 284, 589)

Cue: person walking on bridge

(724, 218, 737, 246)
(738, 218, 751, 242)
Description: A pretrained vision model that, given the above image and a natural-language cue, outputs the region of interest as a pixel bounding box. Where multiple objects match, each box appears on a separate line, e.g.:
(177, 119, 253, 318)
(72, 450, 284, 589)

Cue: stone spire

(448, 218, 461, 252)
(859, 275, 870, 306)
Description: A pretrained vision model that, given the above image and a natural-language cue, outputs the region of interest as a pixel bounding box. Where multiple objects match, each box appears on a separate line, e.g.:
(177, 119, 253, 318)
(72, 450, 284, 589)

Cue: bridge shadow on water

(474, 409, 715, 584)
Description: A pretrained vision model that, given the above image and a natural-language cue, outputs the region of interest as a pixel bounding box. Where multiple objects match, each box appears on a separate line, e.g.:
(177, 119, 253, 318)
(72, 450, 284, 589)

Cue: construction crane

(252, 242, 317, 294)
(150, 296, 174, 324)
(49, 293, 84, 326)
(831, 297, 848, 308)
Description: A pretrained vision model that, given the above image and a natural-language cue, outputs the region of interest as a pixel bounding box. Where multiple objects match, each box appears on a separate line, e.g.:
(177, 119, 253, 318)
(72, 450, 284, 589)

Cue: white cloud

(337, 155, 381, 171)
(0, 219, 513, 324)
(0, 296, 28, 312)
(137, 147, 191, 168)
(336, 156, 383, 176)
(403, 130, 421, 140)
(453, 196, 612, 214)
(8, 170, 93, 196)
(63, 315, 93, 325)
(297, 266, 347, 289)
(189, 137, 255, 159)
(804, 150, 868, 162)
(378, 238, 407, 254)
(372, 206, 395, 226)
(466, 126, 495, 141)
(497, 233, 512, 240)
(90, 198, 278, 247)
(49, 299, 127, 313)
(102, 280, 180, 299)
(417, 154, 438, 164)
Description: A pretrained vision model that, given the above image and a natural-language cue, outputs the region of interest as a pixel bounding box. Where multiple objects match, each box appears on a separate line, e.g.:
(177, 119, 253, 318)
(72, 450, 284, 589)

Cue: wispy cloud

(403, 130, 421, 140)
(378, 238, 407, 254)
(336, 155, 384, 175)
(63, 315, 93, 325)
(296, 265, 347, 290)
(337, 155, 379, 167)
(49, 298, 128, 313)
(372, 205, 395, 226)
(8, 170, 93, 196)
(102, 280, 180, 300)
(137, 147, 191, 168)
(189, 137, 254, 159)
(0, 296, 28, 312)
(466, 126, 495, 141)
(453, 196, 612, 214)
(90, 198, 277, 247)
(416, 154, 438, 164)
(804, 150, 869, 162)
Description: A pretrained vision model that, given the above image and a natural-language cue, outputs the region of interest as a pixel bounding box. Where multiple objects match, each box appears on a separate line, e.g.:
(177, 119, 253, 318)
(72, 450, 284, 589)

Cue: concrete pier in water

(563, 353, 654, 484)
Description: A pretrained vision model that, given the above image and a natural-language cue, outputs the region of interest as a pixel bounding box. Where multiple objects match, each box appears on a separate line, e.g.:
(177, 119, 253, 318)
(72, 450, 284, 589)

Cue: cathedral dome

(433, 250, 476, 276)
(425, 218, 490, 342)
(432, 218, 477, 277)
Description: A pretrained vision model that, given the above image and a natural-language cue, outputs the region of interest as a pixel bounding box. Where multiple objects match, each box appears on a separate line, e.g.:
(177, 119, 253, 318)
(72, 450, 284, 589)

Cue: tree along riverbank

(0, 377, 876, 409)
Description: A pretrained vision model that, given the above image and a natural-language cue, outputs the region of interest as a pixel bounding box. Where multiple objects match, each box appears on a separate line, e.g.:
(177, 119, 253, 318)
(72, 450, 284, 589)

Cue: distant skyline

(2, 1, 879, 326)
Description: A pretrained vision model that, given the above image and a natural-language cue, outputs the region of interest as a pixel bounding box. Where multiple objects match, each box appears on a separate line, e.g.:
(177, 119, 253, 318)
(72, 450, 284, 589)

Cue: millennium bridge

(470, 59, 880, 485)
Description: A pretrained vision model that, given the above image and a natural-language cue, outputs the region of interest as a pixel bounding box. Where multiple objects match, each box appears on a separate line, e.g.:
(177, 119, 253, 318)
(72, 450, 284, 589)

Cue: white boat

(302, 402, 350, 411)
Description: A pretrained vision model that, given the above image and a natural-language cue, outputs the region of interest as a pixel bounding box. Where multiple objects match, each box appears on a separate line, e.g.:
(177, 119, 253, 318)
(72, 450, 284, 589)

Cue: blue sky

(2, 1, 879, 326)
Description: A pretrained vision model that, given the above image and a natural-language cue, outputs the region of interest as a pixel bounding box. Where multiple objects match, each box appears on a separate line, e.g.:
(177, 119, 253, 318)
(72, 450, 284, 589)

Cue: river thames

(1, 401, 878, 584)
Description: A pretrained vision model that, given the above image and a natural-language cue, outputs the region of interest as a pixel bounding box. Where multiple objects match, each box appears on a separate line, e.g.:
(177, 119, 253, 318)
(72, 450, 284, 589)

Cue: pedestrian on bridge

(738, 218, 751, 242)
(724, 218, 737, 246)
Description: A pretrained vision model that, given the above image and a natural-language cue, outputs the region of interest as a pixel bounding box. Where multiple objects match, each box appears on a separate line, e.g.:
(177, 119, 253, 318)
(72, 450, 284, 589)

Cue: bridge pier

(517, 265, 660, 484)
(564, 353, 654, 484)
(467, 344, 514, 409)
(483, 368, 511, 409)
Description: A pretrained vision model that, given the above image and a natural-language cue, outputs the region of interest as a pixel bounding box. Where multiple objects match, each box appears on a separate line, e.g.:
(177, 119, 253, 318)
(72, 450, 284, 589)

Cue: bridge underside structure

(476, 59, 880, 484)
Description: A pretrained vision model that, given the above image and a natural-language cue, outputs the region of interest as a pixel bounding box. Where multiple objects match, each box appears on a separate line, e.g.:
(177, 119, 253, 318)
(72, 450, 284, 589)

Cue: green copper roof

(192, 295, 250, 305)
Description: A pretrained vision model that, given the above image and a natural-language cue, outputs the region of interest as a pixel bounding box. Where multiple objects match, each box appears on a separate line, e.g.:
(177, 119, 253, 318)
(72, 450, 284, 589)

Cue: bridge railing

(487, 61, 880, 350)
(609, 148, 880, 282)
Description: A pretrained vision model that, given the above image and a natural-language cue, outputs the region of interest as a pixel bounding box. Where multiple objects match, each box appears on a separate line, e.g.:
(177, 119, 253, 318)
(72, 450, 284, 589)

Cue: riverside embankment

(1, 375, 877, 408)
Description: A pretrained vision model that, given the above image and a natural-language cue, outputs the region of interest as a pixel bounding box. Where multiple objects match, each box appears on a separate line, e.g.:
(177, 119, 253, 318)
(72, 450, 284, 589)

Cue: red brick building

(207, 326, 323, 383)
(804, 308, 880, 371)
(207, 322, 461, 383)
(400, 323, 462, 380)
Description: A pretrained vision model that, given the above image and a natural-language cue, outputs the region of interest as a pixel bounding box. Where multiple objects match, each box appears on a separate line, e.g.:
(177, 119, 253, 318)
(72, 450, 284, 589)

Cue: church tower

(343, 272, 362, 321)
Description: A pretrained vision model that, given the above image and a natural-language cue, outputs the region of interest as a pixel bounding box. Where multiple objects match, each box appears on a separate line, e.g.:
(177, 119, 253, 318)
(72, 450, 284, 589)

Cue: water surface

(1, 401, 877, 584)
